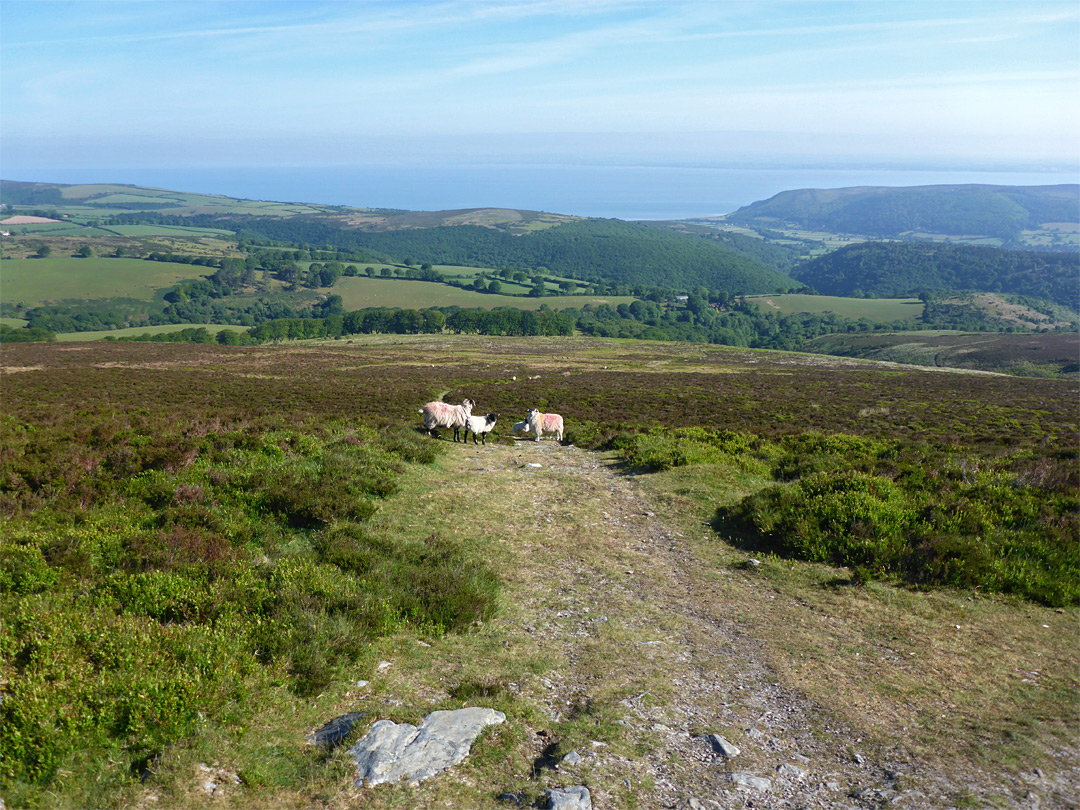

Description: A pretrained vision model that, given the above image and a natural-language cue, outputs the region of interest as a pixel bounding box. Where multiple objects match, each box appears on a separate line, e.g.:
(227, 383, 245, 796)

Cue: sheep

(525, 408, 564, 442)
(463, 413, 499, 445)
(419, 398, 474, 441)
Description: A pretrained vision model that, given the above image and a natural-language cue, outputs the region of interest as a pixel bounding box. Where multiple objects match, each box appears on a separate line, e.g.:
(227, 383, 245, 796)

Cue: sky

(2, 0, 1079, 175)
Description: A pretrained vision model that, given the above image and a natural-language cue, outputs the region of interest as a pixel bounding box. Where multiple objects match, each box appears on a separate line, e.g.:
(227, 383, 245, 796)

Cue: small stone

(356, 680, 370, 688)
(527, 463, 543, 468)
(708, 734, 740, 758)
(561, 750, 583, 767)
(498, 792, 523, 805)
(853, 753, 866, 765)
(825, 780, 842, 791)
(546, 785, 592, 809)
(777, 763, 806, 779)
(731, 772, 771, 793)
(377, 660, 392, 671)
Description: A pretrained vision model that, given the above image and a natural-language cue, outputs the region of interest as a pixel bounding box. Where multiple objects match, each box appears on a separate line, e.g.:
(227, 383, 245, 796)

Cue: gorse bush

(0, 414, 498, 798)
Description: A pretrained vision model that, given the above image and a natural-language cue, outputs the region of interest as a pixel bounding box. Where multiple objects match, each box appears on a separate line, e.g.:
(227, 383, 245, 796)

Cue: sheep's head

(526, 408, 539, 420)
(487, 413, 499, 425)
(462, 398, 475, 413)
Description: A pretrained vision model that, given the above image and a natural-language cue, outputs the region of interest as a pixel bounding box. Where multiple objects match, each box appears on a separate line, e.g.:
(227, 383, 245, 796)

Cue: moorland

(1, 335, 1077, 809)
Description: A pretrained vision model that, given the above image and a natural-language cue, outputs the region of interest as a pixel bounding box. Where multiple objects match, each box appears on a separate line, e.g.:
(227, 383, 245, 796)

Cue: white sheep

(419, 398, 474, 441)
(525, 408, 564, 442)
(463, 413, 499, 445)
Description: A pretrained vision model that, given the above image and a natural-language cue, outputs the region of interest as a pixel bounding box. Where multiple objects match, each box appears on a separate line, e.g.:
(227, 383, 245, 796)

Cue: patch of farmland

(0, 257, 212, 305)
(55, 323, 247, 342)
(333, 276, 636, 311)
(1, 215, 63, 224)
(85, 193, 187, 205)
(747, 293, 924, 322)
(104, 223, 237, 238)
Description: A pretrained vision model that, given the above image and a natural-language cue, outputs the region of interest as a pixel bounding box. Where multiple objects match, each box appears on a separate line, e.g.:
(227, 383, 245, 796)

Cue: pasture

(54, 323, 247, 342)
(0, 257, 211, 306)
(333, 275, 636, 311)
(747, 293, 924, 322)
(103, 223, 237, 238)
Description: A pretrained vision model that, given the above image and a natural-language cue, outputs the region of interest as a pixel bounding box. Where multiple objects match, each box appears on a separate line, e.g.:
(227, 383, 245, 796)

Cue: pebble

(777, 762, 806, 779)
(561, 750, 583, 767)
(707, 734, 740, 759)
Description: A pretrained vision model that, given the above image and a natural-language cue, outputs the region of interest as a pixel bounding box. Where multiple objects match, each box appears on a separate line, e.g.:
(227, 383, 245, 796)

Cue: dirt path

(421, 439, 1011, 810)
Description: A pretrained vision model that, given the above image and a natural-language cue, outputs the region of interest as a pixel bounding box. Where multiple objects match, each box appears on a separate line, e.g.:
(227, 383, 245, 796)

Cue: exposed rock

(546, 785, 592, 809)
(347, 707, 505, 787)
(707, 733, 740, 758)
(777, 762, 806, 779)
(560, 750, 583, 767)
(731, 772, 771, 793)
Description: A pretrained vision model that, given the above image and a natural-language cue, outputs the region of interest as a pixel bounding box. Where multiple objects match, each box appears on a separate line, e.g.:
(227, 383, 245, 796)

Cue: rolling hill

(724, 183, 1079, 244)
(791, 241, 1080, 309)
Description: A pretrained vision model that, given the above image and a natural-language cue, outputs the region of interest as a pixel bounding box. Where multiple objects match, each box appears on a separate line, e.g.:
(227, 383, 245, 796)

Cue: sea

(7, 163, 1079, 221)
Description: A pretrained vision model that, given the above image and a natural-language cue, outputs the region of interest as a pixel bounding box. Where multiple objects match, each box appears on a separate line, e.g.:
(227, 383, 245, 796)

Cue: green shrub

(0, 416, 505, 795)
(621, 427, 771, 475)
(723, 471, 915, 573)
(718, 446, 1079, 606)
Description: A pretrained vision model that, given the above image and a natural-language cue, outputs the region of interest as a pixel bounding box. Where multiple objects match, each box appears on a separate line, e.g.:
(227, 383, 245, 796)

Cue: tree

(35, 244, 51, 258)
(487, 279, 502, 294)
(76, 245, 93, 258)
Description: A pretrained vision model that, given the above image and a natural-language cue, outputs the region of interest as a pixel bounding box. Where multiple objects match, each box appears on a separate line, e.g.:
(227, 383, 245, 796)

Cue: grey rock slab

(546, 785, 592, 809)
(347, 707, 505, 787)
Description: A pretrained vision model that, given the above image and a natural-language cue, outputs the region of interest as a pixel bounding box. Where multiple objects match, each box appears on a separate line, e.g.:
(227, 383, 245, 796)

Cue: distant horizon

(3, 163, 1077, 222)
(3, 1, 1078, 191)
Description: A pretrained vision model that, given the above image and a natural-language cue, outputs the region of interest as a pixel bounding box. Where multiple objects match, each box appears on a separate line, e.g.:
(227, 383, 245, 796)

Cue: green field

(102, 223, 236, 238)
(54, 323, 247, 342)
(0, 257, 211, 305)
(747, 293, 924, 322)
(334, 276, 636, 311)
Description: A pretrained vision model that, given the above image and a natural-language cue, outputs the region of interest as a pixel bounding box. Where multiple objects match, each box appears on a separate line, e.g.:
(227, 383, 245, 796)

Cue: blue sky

(3, 0, 1078, 173)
